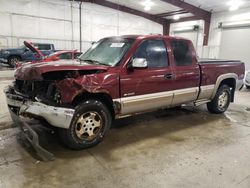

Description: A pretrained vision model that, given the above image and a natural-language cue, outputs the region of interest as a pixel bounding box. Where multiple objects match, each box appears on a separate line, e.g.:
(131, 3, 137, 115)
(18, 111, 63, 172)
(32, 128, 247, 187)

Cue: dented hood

(14, 60, 109, 80)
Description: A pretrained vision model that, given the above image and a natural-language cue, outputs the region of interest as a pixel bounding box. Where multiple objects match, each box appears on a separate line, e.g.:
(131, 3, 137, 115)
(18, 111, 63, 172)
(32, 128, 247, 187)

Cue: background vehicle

(15, 42, 82, 68)
(5, 35, 245, 150)
(244, 71, 250, 89)
(0, 42, 55, 67)
(43, 50, 82, 62)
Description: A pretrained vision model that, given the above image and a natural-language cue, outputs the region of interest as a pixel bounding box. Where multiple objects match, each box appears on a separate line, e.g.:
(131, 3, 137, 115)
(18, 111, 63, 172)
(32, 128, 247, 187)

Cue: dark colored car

(0, 42, 55, 67)
(5, 35, 245, 151)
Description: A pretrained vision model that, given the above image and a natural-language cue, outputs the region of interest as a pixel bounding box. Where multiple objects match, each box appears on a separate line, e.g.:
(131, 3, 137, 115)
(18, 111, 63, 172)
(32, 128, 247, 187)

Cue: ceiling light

(144, 6, 151, 11)
(173, 15, 180, 20)
(227, 0, 244, 11)
(141, 0, 155, 11)
(229, 5, 239, 11)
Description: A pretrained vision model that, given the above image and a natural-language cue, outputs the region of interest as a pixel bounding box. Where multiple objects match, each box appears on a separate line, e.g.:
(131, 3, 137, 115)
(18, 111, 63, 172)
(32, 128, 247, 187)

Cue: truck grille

(14, 79, 56, 101)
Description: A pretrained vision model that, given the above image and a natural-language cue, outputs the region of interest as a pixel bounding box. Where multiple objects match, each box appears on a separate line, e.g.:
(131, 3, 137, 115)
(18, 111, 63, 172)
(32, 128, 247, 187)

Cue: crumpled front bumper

(5, 85, 75, 129)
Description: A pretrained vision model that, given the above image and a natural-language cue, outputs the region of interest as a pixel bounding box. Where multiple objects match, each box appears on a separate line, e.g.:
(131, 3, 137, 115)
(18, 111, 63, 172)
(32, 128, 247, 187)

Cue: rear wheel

(8, 56, 20, 68)
(59, 100, 112, 150)
(207, 85, 231, 114)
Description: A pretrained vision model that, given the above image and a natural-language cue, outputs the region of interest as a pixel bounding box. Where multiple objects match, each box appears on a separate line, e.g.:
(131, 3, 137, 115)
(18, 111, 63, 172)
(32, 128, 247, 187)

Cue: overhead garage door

(173, 31, 198, 49)
(219, 28, 250, 70)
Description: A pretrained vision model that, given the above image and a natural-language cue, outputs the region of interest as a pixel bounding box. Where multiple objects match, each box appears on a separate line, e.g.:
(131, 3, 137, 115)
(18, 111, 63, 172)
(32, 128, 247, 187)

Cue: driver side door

(119, 39, 174, 115)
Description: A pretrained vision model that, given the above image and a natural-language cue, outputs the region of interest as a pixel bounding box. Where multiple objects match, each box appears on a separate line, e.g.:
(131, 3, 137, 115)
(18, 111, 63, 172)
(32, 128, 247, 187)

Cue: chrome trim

(172, 87, 199, 106)
(5, 93, 75, 129)
(119, 90, 173, 115)
(198, 84, 215, 100)
(212, 73, 238, 99)
(114, 87, 199, 116)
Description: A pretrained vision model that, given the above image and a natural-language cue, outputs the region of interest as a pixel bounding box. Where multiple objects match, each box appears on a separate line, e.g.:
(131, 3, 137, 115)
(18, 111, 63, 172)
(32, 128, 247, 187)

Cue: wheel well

(72, 92, 115, 119)
(8, 55, 22, 61)
(219, 78, 236, 102)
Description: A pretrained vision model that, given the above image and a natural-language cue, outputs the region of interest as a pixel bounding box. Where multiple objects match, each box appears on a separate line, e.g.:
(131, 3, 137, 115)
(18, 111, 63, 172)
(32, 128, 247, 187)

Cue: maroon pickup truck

(5, 35, 245, 150)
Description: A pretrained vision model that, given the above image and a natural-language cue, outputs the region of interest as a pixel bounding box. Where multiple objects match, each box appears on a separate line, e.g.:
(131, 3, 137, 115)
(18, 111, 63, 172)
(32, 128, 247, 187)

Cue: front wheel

(8, 56, 20, 68)
(207, 85, 231, 114)
(59, 100, 112, 150)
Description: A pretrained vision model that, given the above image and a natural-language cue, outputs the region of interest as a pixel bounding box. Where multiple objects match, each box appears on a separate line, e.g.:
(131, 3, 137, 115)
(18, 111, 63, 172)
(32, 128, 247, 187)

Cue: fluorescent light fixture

(173, 15, 180, 20)
(144, 6, 151, 11)
(227, 0, 244, 11)
(141, 0, 155, 11)
(219, 20, 250, 28)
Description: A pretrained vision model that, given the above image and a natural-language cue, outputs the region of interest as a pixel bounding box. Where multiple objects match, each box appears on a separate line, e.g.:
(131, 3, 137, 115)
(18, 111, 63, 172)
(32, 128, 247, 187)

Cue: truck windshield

(80, 38, 135, 66)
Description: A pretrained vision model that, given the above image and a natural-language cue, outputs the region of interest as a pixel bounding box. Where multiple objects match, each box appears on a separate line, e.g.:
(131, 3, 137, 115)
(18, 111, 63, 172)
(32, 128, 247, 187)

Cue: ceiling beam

(73, 0, 167, 24)
(170, 16, 200, 23)
(155, 10, 189, 18)
(160, 0, 211, 19)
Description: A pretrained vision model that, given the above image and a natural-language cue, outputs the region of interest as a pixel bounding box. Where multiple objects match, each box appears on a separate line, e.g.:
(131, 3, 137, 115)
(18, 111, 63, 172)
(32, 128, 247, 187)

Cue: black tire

(207, 85, 231, 114)
(246, 85, 250, 89)
(59, 100, 112, 150)
(8, 56, 21, 68)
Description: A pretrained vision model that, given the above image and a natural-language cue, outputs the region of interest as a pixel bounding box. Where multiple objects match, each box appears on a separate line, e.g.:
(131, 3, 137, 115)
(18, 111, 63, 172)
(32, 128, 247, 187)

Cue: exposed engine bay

(14, 69, 104, 106)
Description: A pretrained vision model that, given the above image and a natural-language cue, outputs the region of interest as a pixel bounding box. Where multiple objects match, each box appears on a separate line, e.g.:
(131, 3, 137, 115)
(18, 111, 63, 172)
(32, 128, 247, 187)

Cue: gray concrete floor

(0, 77, 250, 188)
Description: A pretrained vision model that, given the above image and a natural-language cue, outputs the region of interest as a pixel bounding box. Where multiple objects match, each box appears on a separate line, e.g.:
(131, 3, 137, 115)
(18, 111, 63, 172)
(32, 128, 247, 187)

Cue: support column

(203, 18, 211, 46)
(162, 20, 170, 36)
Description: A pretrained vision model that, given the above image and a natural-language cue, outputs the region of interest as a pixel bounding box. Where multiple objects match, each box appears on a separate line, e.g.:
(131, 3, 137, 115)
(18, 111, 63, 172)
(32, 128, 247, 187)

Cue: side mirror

(132, 58, 148, 69)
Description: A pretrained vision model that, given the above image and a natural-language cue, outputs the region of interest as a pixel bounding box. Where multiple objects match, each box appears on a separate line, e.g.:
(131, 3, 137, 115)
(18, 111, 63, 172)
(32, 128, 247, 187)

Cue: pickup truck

(0, 42, 55, 67)
(5, 35, 245, 150)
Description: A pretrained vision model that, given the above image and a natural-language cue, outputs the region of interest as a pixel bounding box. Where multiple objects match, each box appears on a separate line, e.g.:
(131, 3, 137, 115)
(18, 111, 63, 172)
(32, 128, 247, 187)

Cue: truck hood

(14, 60, 109, 80)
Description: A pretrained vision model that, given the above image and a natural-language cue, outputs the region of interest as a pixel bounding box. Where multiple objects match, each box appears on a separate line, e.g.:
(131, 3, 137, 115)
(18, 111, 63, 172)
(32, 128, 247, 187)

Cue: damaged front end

(4, 62, 114, 160)
(6, 67, 108, 129)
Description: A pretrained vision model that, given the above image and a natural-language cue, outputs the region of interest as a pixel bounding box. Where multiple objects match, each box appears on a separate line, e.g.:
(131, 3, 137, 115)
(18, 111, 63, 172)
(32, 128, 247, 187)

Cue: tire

(246, 85, 250, 89)
(59, 100, 112, 150)
(8, 56, 21, 68)
(207, 85, 231, 114)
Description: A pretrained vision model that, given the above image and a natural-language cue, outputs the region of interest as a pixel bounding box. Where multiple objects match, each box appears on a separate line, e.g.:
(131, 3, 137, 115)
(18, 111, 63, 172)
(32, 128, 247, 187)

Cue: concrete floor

(0, 76, 250, 188)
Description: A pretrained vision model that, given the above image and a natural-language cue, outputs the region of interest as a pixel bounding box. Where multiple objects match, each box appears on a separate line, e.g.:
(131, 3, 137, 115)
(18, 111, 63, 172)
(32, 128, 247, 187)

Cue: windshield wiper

(82, 59, 109, 66)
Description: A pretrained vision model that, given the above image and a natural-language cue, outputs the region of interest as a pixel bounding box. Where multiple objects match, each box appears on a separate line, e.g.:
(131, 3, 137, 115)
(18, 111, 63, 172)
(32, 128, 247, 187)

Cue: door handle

(164, 73, 174, 80)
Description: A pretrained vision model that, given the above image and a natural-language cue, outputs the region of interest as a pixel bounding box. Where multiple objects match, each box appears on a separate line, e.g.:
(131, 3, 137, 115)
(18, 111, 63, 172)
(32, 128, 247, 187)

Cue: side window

(58, 52, 72, 59)
(171, 40, 193, 66)
(35, 44, 51, 51)
(133, 39, 168, 68)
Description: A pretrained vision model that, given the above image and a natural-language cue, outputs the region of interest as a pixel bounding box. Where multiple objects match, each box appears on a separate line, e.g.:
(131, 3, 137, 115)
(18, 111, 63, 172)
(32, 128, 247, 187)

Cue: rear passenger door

(120, 39, 174, 115)
(170, 39, 200, 105)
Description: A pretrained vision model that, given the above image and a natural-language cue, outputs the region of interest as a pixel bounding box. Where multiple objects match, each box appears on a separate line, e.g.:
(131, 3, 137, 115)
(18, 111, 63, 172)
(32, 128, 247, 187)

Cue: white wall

(208, 7, 250, 64)
(169, 7, 250, 62)
(0, 0, 163, 52)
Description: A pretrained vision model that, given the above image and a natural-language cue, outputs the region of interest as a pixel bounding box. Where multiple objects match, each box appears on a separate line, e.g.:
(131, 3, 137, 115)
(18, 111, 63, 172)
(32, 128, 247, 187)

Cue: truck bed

(198, 58, 245, 87)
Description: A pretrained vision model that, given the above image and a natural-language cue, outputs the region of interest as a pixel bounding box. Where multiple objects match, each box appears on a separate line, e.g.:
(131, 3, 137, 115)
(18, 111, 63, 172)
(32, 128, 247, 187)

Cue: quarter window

(133, 39, 168, 68)
(171, 40, 193, 66)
